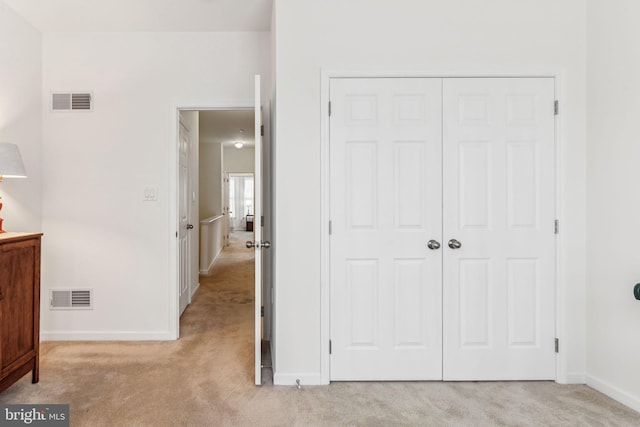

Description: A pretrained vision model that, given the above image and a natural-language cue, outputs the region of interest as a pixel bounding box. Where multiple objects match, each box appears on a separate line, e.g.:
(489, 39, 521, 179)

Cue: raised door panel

(346, 259, 379, 348)
(458, 259, 491, 348)
(507, 142, 539, 229)
(394, 142, 427, 230)
(393, 259, 427, 348)
(346, 142, 378, 230)
(458, 142, 491, 230)
(507, 258, 539, 347)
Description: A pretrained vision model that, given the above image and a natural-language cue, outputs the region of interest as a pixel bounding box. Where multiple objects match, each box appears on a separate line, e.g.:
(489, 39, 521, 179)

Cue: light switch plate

(143, 186, 158, 201)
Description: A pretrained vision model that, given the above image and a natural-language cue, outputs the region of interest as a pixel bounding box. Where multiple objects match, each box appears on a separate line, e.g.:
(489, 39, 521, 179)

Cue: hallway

(181, 229, 263, 381)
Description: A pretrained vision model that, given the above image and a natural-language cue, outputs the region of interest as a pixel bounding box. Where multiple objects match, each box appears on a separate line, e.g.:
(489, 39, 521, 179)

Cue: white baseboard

(586, 374, 640, 413)
(565, 372, 586, 384)
(40, 331, 176, 341)
(200, 259, 215, 275)
(273, 372, 326, 386)
(199, 248, 223, 275)
(191, 282, 200, 298)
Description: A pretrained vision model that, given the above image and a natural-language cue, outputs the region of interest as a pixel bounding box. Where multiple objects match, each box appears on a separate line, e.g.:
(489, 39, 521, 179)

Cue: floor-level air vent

(50, 289, 93, 310)
(51, 92, 93, 111)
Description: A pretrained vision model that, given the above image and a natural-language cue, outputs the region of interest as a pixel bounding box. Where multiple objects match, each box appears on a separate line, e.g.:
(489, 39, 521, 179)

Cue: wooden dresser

(0, 232, 42, 393)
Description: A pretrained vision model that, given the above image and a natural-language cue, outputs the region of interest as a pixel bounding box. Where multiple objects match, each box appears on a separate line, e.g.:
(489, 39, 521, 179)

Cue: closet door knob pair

(427, 239, 462, 250)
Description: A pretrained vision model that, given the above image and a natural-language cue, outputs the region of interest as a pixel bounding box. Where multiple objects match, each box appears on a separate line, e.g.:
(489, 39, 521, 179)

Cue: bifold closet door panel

(442, 78, 556, 380)
(330, 78, 443, 380)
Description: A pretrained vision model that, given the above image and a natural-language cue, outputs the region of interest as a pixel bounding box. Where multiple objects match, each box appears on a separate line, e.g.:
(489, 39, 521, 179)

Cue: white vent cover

(50, 289, 93, 310)
(51, 92, 93, 111)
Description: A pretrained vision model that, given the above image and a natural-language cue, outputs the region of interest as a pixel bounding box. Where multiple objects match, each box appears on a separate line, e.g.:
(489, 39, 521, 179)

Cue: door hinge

(555, 338, 559, 353)
(554, 219, 559, 234)
(329, 220, 332, 235)
(261, 306, 264, 317)
(554, 100, 559, 116)
(260, 125, 264, 136)
(329, 340, 332, 354)
(328, 101, 332, 117)
(261, 216, 265, 226)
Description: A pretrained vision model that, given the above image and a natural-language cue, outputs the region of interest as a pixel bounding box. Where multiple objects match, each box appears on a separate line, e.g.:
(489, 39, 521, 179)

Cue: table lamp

(0, 143, 27, 233)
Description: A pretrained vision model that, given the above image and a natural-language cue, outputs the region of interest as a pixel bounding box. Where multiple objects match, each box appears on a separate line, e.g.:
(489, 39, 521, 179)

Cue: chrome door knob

(247, 240, 271, 249)
(427, 240, 441, 250)
(448, 239, 462, 249)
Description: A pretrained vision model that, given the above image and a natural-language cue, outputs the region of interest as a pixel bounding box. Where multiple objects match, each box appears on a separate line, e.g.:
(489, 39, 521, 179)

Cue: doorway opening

(228, 173, 254, 232)
(174, 77, 272, 386)
(175, 104, 271, 385)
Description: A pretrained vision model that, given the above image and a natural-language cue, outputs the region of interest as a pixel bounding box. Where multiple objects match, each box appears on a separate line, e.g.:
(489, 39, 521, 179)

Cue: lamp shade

(0, 143, 27, 178)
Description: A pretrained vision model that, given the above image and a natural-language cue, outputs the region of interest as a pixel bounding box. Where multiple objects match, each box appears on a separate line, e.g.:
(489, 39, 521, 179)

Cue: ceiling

(3, 0, 273, 32)
(199, 110, 255, 147)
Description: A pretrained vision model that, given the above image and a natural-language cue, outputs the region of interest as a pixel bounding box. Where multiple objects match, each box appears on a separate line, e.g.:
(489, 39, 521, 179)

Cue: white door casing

(178, 120, 192, 317)
(442, 77, 556, 380)
(329, 76, 556, 381)
(330, 78, 444, 380)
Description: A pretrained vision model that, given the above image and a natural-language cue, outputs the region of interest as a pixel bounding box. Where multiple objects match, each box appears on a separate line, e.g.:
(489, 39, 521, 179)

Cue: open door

(222, 171, 230, 247)
(178, 118, 192, 316)
(247, 75, 267, 385)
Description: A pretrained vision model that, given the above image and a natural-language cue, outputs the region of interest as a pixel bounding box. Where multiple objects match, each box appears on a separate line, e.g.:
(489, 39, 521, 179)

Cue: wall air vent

(50, 289, 93, 310)
(51, 92, 93, 111)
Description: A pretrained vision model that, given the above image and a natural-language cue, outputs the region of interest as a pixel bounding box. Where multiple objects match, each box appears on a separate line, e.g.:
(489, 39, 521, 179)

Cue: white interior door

(253, 75, 263, 385)
(178, 120, 192, 316)
(442, 78, 556, 380)
(330, 78, 443, 380)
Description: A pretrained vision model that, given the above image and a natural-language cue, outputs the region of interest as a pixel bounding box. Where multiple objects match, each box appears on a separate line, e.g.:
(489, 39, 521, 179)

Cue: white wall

(0, 2, 42, 232)
(40, 31, 270, 339)
(223, 145, 255, 173)
(586, 0, 640, 411)
(273, 0, 587, 384)
(199, 142, 222, 219)
(199, 140, 224, 276)
(199, 216, 223, 274)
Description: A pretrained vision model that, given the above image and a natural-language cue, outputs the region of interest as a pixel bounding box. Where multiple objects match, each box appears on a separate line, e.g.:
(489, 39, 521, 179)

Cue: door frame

(169, 104, 253, 340)
(319, 68, 568, 385)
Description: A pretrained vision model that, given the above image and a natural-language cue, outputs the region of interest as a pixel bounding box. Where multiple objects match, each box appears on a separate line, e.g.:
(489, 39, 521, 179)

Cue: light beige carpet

(1, 232, 639, 426)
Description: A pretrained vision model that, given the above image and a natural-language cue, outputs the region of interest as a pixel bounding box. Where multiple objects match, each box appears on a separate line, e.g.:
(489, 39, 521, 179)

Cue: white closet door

(330, 78, 443, 380)
(442, 78, 556, 380)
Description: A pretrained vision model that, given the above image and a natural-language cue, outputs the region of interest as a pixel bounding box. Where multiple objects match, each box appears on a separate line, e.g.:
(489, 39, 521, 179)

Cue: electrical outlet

(143, 186, 158, 201)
